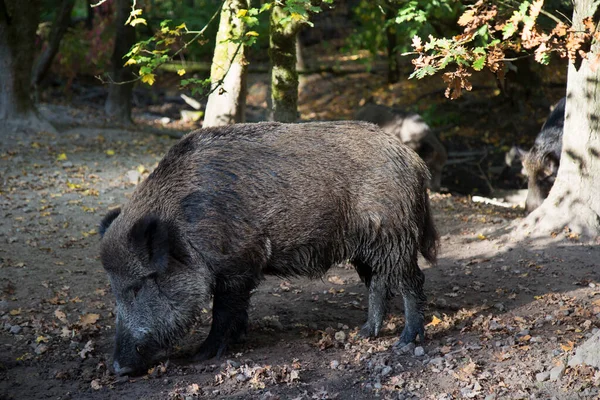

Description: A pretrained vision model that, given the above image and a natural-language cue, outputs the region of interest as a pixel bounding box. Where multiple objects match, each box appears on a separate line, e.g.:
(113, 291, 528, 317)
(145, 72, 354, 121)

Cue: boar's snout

(112, 324, 152, 376)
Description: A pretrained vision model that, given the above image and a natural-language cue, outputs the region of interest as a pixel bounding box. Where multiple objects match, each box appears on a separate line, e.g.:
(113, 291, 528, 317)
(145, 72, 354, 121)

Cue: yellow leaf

(66, 182, 81, 190)
(124, 58, 137, 66)
(477, 233, 487, 240)
(130, 8, 143, 17)
(36, 335, 49, 343)
(560, 341, 574, 352)
(79, 313, 100, 326)
(246, 31, 259, 37)
(129, 17, 147, 27)
(290, 12, 304, 22)
(137, 165, 147, 174)
(176, 22, 186, 30)
(56, 153, 68, 161)
(105, 149, 115, 156)
(237, 9, 248, 17)
(31, 142, 41, 149)
(9, 308, 21, 316)
(177, 69, 186, 76)
(141, 73, 155, 86)
(427, 315, 443, 327)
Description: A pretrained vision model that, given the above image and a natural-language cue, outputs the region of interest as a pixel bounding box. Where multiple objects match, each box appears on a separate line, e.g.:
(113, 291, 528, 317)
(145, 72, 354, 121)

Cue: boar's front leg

(194, 284, 252, 361)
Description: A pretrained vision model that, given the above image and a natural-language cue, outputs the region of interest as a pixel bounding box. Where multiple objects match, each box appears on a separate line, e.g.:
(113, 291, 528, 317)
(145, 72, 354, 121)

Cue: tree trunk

(32, 0, 76, 89)
(268, 4, 301, 123)
(104, 0, 136, 124)
(518, 0, 600, 239)
(203, 0, 249, 127)
(0, 0, 41, 121)
(385, 3, 399, 84)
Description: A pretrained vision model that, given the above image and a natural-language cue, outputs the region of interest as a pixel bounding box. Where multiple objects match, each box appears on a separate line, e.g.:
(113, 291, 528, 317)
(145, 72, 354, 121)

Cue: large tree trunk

(32, 0, 76, 90)
(267, 5, 301, 122)
(104, 0, 136, 124)
(518, 0, 600, 239)
(203, 0, 249, 127)
(0, 0, 42, 122)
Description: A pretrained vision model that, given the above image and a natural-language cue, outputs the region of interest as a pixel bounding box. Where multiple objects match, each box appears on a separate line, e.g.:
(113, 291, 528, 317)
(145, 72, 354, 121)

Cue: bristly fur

(100, 121, 440, 375)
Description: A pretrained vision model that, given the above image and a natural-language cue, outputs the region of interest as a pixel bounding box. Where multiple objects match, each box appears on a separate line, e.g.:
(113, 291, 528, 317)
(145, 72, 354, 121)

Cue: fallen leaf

(560, 341, 574, 352)
(105, 149, 115, 156)
(56, 153, 68, 161)
(55, 309, 68, 323)
(79, 313, 100, 326)
(427, 315, 443, 327)
(79, 340, 94, 359)
(9, 308, 21, 316)
(327, 276, 345, 285)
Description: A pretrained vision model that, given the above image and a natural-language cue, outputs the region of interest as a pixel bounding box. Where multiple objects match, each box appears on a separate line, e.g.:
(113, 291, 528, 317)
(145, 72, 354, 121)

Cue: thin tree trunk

(385, 3, 399, 84)
(268, 5, 302, 122)
(32, 0, 76, 89)
(518, 0, 600, 239)
(203, 0, 249, 127)
(105, 0, 136, 124)
(0, 0, 54, 131)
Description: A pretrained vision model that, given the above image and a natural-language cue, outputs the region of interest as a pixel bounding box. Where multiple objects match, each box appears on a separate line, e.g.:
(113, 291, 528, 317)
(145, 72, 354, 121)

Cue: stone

(549, 364, 565, 382)
(414, 346, 425, 357)
(536, 371, 551, 382)
(568, 331, 600, 369)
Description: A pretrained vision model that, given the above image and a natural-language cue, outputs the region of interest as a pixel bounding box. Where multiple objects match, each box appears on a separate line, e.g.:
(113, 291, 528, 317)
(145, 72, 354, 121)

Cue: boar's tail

(419, 194, 439, 265)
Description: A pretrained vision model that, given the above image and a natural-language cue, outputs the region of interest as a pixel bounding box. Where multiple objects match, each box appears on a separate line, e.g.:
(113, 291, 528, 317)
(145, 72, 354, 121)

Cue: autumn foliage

(410, 0, 599, 99)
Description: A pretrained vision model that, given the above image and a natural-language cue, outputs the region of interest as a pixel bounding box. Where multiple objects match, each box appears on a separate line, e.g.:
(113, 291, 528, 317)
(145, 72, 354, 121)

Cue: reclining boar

(99, 121, 439, 376)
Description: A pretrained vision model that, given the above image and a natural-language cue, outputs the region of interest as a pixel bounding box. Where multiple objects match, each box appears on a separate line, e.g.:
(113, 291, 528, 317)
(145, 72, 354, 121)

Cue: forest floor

(2, 58, 600, 400)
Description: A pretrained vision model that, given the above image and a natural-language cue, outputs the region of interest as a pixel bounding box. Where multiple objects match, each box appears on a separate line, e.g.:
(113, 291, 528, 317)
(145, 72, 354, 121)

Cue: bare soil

(2, 69, 600, 400)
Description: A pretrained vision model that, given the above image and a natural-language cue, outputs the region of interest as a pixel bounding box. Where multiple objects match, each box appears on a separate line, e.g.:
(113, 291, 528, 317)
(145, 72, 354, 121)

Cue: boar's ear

(541, 153, 560, 179)
(99, 208, 121, 237)
(129, 216, 170, 274)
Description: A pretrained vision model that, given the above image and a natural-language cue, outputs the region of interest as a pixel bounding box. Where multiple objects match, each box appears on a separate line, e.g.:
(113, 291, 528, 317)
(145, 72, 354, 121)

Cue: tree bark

(0, 0, 41, 121)
(518, 0, 600, 239)
(104, 0, 136, 124)
(203, 0, 249, 127)
(268, 4, 302, 123)
(32, 0, 76, 89)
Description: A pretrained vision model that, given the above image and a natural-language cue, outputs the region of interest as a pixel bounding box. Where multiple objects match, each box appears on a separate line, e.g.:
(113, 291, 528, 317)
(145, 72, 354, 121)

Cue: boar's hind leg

(396, 261, 426, 346)
(194, 286, 251, 361)
(354, 259, 392, 338)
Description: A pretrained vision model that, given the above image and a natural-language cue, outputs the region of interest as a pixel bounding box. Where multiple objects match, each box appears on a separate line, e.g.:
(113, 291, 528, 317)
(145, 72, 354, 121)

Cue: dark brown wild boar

(99, 121, 439, 376)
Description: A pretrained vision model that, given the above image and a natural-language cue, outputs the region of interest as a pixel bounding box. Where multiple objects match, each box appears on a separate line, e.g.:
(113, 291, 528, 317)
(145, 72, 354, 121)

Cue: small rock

(489, 320, 503, 331)
(334, 331, 346, 342)
(226, 359, 240, 368)
(9, 325, 22, 334)
(373, 382, 382, 390)
(530, 336, 543, 343)
(414, 346, 425, 357)
(35, 344, 48, 355)
(429, 357, 444, 367)
(381, 366, 393, 377)
(516, 329, 530, 337)
(549, 363, 565, 382)
(61, 161, 73, 168)
(398, 342, 415, 354)
(536, 371, 551, 382)
(494, 302, 505, 312)
(330, 360, 340, 369)
(7, 237, 18, 244)
(568, 331, 600, 368)
(236, 373, 249, 382)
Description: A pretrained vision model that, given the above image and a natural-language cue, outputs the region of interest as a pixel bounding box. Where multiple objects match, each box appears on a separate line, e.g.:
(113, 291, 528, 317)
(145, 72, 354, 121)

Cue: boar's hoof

(395, 323, 425, 347)
(358, 321, 381, 338)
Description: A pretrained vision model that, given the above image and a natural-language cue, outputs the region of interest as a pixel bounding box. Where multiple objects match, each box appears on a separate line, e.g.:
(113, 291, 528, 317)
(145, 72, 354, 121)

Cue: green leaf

(472, 56, 486, 71)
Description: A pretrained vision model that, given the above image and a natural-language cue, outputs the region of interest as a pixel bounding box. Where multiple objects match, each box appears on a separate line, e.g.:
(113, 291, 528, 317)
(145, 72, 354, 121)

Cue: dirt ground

(2, 68, 600, 400)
